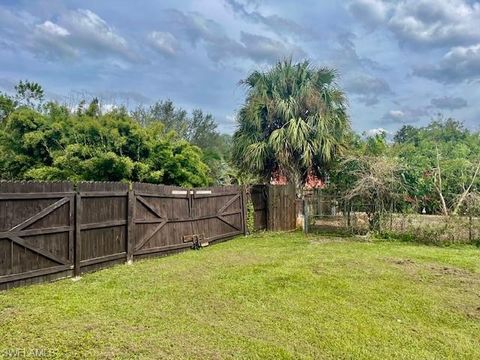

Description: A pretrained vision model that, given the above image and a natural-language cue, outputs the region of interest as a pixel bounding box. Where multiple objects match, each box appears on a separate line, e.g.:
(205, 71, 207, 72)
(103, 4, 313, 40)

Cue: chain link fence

(301, 190, 480, 245)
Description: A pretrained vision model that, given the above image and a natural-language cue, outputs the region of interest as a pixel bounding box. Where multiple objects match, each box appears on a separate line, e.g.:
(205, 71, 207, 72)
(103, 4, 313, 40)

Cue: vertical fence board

(74, 192, 81, 276)
(127, 186, 135, 262)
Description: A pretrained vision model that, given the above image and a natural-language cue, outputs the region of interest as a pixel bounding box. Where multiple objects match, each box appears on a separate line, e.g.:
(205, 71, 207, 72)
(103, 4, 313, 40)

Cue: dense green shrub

(0, 103, 210, 187)
(246, 197, 255, 234)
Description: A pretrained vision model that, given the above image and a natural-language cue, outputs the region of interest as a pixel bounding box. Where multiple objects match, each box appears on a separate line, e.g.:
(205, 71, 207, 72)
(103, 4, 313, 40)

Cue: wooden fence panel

(0, 181, 249, 289)
(132, 183, 193, 257)
(192, 186, 245, 243)
(132, 183, 245, 257)
(266, 184, 296, 231)
(249, 184, 297, 232)
(0, 181, 74, 290)
(77, 182, 129, 273)
(250, 185, 267, 231)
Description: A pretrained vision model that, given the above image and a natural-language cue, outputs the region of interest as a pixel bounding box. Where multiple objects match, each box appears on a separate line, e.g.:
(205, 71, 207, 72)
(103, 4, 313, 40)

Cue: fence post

(127, 183, 135, 263)
(469, 214, 473, 242)
(303, 198, 308, 234)
(74, 192, 82, 277)
(266, 185, 272, 231)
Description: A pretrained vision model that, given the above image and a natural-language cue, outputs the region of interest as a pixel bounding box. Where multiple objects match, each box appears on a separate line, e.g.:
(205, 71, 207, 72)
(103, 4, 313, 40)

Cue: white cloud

(366, 127, 389, 136)
(381, 107, 429, 124)
(148, 31, 178, 56)
(25, 9, 139, 62)
(32, 20, 77, 58)
(63, 9, 135, 60)
(414, 43, 480, 83)
(349, 0, 480, 48)
(388, 0, 480, 48)
(101, 103, 117, 113)
(225, 0, 311, 39)
(239, 32, 306, 63)
(37, 21, 69, 37)
(165, 9, 306, 64)
(387, 110, 404, 119)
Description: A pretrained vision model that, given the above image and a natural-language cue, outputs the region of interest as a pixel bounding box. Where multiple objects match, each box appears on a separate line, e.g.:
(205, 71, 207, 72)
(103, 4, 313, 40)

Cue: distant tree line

(1, 67, 479, 219)
(327, 118, 480, 217)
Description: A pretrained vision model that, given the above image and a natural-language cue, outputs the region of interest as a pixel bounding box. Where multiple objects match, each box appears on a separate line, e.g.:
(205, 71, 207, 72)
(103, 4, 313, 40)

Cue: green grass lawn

(1, 232, 479, 359)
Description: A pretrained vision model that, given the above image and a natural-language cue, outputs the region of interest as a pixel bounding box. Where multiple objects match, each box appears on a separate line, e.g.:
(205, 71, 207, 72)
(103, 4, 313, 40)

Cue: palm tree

(232, 59, 350, 189)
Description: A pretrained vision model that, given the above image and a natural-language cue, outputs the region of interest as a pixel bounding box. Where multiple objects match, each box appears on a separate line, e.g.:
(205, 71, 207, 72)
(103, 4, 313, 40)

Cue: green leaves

(233, 59, 350, 185)
(0, 102, 211, 186)
(392, 117, 480, 213)
(245, 141, 269, 171)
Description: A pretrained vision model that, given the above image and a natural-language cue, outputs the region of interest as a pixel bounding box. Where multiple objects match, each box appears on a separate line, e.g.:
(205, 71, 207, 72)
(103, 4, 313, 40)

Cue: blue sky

(0, 0, 479, 134)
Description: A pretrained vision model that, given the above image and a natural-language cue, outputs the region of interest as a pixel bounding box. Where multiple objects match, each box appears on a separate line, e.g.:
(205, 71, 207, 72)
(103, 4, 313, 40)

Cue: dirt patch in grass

(387, 257, 477, 279)
(389, 257, 478, 278)
(309, 235, 372, 245)
(391, 258, 416, 266)
(387, 256, 480, 320)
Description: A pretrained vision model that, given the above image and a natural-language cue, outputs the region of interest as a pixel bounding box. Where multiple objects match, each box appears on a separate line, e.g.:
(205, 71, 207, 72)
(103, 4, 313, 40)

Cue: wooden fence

(0, 182, 75, 289)
(250, 184, 297, 231)
(0, 181, 296, 290)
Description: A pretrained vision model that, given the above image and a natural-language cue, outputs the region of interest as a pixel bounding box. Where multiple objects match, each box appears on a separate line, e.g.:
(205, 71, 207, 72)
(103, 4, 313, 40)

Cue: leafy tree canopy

(0, 91, 211, 187)
(391, 116, 480, 213)
(232, 59, 351, 187)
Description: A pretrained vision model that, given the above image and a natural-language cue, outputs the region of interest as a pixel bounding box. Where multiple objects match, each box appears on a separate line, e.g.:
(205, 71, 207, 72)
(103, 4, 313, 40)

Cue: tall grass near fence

(303, 195, 480, 245)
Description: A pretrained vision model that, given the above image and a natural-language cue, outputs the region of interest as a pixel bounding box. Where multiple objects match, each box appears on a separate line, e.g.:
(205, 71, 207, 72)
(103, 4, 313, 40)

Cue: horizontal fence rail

(302, 191, 480, 244)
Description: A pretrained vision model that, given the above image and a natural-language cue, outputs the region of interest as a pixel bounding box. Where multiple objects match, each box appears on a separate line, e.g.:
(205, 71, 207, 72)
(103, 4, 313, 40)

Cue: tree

(132, 100, 189, 137)
(14, 80, 44, 109)
(393, 125, 418, 144)
(363, 131, 388, 156)
(188, 109, 218, 148)
(0, 100, 211, 186)
(392, 116, 480, 214)
(342, 156, 407, 231)
(232, 59, 350, 189)
(0, 93, 16, 122)
(432, 146, 480, 216)
(132, 102, 233, 185)
(1, 80, 45, 122)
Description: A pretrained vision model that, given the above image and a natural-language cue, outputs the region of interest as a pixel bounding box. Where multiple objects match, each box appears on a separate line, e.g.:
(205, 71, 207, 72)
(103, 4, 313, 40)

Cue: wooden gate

(249, 184, 297, 232)
(131, 184, 246, 258)
(0, 181, 247, 289)
(266, 184, 296, 231)
(0, 182, 75, 289)
(76, 182, 129, 273)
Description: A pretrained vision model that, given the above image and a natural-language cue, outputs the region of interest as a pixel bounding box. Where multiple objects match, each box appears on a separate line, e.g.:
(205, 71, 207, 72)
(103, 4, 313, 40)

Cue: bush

(246, 197, 255, 234)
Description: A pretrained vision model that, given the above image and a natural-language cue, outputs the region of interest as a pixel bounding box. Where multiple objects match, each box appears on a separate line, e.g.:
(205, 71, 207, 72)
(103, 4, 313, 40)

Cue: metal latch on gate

(182, 234, 208, 249)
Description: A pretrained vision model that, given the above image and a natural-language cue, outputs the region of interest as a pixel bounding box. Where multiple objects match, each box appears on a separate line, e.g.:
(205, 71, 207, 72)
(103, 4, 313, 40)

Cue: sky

(0, 0, 479, 135)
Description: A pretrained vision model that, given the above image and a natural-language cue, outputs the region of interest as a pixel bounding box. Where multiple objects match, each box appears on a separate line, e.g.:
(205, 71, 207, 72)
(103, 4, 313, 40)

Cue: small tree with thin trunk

(432, 146, 480, 216)
(342, 156, 406, 231)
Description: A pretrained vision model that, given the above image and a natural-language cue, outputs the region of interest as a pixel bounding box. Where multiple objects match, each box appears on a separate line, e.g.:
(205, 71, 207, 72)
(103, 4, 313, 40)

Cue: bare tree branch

(453, 159, 480, 215)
